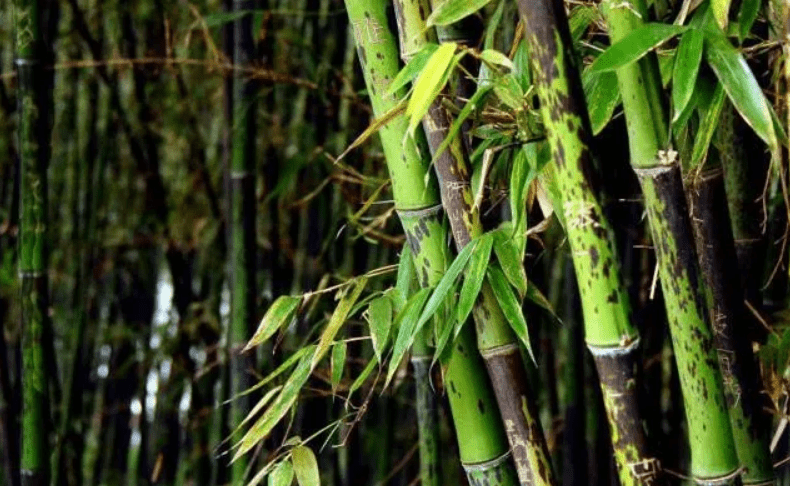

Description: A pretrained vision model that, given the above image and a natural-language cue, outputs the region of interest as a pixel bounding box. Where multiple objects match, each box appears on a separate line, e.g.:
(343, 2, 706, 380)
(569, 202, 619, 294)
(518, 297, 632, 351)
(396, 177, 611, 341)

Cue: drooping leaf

(268, 459, 294, 486)
(479, 49, 513, 71)
(366, 295, 393, 363)
(312, 278, 368, 369)
(245, 296, 301, 351)
(492, 229, 528, 298)
(203, 10, 251, 27)
(236, 386, 282, 436)
(582, 69, 621, 135)
(672, 29, 704, 121)
(336, 100, 408, 164)
(590, 23, 687, 72)
(386, 287, 432, 386)
(487, 266, 535, 363)
(457, 233, 494, 326)
(737, 0, 760, 41)
(493, 74, 525, 111)
(347, 358, 378, 399)
(429, 85, 493, 165)
(395, 246, 414, 311)
(712, 0, 731, 30)
(406, 43, 459, 134)
(426, 0, 493, 27)
(690, 83, 726, 170)
(388, 43, 440, 96)
(236, 346, 314, 399)
(704, 29, 776, 148)
(526, 280, 561, 324)
(292, 446, 320, 486)
(331, 341, 347, 395)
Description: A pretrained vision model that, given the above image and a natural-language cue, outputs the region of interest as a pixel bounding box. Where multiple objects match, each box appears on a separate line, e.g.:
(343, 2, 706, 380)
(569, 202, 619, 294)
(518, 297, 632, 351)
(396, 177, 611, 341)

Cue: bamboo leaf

(690, 83, 726, 170)
(406, 43, 458, 135)
(238, 346, 314, 399)
(426, 0, 493, 27)
(386, 287, 432, 387)
(712, 0, 731, 30)
(582, 69, 621, 135)
(704, 29, 776, 148)
(487, 266, 535, 363)
(245, 296, 300, 351)
(430, 85, 493, 165)
(336, 100, 408, 164)
(570, 5, 600, 43)
(292, 446, 320, 486)
(203, 10, 251, 27)
(331, 341, 347, 394)
(312, 278, 368, 369)
(457, 233, 494, 325)
(235, 386, 283, 437)
(479, 49, 513, 71)
(388, 43, 439, 96)
(737, 0, 759, 41)
(348, 358, 378, 399)
(526, 280, 561, 324)
(492, 229, 528, 298)
(249, 460, 279, 486)
(366, 295, 393, 363)
(672, 29, 704, 121)
(590, 23, 687, 72)
(268, 460, 294, 486)
(395, 246, 414, 312)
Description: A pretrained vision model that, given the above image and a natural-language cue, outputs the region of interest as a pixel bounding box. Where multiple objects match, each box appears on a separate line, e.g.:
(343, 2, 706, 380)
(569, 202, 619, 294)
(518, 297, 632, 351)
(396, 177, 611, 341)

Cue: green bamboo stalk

(515, 1, 660, 484)
(14, 0, 51, 483)
(393, 2, 557, 484)
(344, 1, 518, 483)
(597, 1, 742, 483)
(229, 1, 258, 482)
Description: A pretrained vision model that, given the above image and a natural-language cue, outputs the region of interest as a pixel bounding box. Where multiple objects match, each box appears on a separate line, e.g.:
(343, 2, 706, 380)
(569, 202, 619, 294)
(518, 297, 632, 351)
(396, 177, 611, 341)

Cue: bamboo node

(396, 204, 443, 219)
(462, 451, 512, 472)
(586, 338, 640, 357)
(479, 343, 520, 359)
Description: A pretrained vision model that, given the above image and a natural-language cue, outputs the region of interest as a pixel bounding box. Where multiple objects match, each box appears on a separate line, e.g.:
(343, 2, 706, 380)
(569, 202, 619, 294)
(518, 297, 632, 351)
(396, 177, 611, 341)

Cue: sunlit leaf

(245, 296, 300, 351)
(457, 233, 494, 326)
(268, 459, 294, 486)
(312, 277, 368, 369)
(492, 229, 528, 298)
(704, 29, 776, 148)
(292, 446, 320, 486)
(487, 266, 535, 363)
(331, 341, 347, 394)
(388, 43, 440, 96)
(426, 0, 493, 27)
(479, 49, 513, 71)
(712, 0, 731, 30)
(672, 29, 704, 121)
(590, 24, 687, 72)
(386, 287, 432, 386)
(407, 43, 458, 134)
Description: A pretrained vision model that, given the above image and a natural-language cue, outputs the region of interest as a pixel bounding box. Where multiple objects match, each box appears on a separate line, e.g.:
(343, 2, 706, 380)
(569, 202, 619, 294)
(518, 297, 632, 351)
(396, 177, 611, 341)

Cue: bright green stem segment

(15, 0, 51, 484)
(599, 0, 743, 482)
(345, 0, 517, 482)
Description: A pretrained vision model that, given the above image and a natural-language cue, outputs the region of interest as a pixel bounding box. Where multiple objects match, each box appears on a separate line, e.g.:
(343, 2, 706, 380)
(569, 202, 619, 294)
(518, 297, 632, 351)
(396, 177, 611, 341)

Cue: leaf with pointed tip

(672, 29, 704, 121)
(590, 23, 687, 72)
(312, 278, 368, 369)
(704, 29, 776, 148)
(526, 280, 561, 325)
(406, 43, 458, 135)
(583, 69, 621, 135)
(492, 229, 528, 298)
(712, 0, 731, 30)
(426, 0, 493, 27)
(479, 49, 513, 71)
(429, 85, 493, 165)
(292, 446, 320, 486)
(268, 460, 294, 486)
(395, 246, 414, 312)
(388, 43, 439, 96)
(487, 266, 535, 363)
(737, 0, 759, 41)
(386, 287, 432, 387)
(690, 83, 726, 170)
(245, 296, 300, 351)
(366, 295, 393, 363)
(347, 358, 378, 400)
(457, 233, 494, 326)
(331, 341, 347, 395)
(237, 346, 313, 399)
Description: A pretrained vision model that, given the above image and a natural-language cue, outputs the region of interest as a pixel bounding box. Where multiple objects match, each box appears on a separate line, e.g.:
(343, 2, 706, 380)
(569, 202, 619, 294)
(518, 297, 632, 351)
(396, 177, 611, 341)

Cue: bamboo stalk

(344, 1, 519, 482)
(515, 1, 659, 484)
(14, 0, 52, 482)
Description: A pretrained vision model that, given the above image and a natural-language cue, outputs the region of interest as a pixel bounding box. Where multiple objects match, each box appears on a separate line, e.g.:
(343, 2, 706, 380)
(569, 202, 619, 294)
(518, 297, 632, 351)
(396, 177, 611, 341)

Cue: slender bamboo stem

(14, 0, 51, 483)
(516, 1, 659, 484)
(344, 1, 518, 482)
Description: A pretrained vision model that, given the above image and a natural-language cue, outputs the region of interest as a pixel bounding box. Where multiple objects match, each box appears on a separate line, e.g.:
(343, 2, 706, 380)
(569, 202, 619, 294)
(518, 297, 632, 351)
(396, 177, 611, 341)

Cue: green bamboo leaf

(347, 358, 377, 399)
(426, 0, 493, 27)
(245, 296, 300, 351)
(737, 0, 759, 41)
(386, 287, 432, 387)
(590, 23, 687, 72)
(712, 0, 731, 30)
(672, 29, 704, 121)
(406, 43, 458, 134)
(487, 266, 535, 363)
(582, 69, 621, 135)
(235, 352, 313, 460)
(395, 246, 414, 311)
(509, 150, 529, 243)
(366, 295, 393, 363)
(292, 446, 320, 486)
(479, 49, 513, 71)
(268, 460, 294, 486)
(237, 346, 313, 399)
(492, 229, 528, 298)
(526, 280, 561, 324)
(203, 10, 251, 27)
(457, 233, 494, 326)
(690, 83, 726, 170)
(249, 461, 279, 486)
(429, 84, 493, 165)
(388, 43, 439, 96)
(236, 386, 282, 436)
(312, 278, 368, 369)
(704, 30, 776, 148)
(570, 5, 600, 43)
(331, 341, 347, 394)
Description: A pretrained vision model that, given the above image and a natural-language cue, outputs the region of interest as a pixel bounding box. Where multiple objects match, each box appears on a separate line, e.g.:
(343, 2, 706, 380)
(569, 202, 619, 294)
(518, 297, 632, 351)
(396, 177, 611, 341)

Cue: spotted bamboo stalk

(229, 1, 258, 482)
(14, 0, 51, 484)
(597, 1, 742, 483)
(515, 1, 663, 484)
(345, 0, 518, 483)
(393, 1, 557, 484)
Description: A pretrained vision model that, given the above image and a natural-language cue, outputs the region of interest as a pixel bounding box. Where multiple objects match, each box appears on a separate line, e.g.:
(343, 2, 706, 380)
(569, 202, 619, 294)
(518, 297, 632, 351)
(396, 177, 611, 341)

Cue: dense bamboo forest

(6, 0, 790, 485)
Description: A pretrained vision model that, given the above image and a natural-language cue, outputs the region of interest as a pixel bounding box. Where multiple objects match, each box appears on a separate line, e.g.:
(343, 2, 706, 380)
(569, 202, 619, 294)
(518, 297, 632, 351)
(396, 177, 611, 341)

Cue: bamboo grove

(5, 0, 790, 485)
